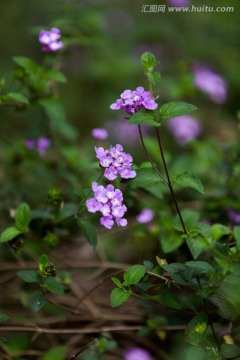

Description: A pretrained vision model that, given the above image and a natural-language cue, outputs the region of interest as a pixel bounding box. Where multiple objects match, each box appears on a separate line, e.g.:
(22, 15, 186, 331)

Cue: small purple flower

(95, 144, 136, 181)
(124, 347, 153, 360)
(39, 28, 63, 52)
(136, 209, 155, 224)
(86, 183, 127, 229)
(91, 128, 108, 140)
(227, 210, 240, 225)
(193, 66, 227, 104)
(25, 137, 51, 156)
(167, 0, 190, 6)
(167, 115, 202, 145)
(37, 137, 51, 156)
(110, 86, 158, 115)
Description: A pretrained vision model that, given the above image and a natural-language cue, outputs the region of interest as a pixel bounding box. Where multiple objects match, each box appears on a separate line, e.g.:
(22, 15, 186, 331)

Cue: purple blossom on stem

(193, 66, 227, 104)
(39, 28, 63, 52)
(167, 115, 202, 145)
(136, 209, 155, 224)
(91, 128, 108, 140)
(86, 182, 127, 229)
(124, 347, 153, 360)
(110, 86, 158, 115)
(95, 144, 136, 181)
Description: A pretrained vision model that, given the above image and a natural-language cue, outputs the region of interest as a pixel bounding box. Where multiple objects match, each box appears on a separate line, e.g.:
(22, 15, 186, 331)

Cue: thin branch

(138, 125, 168, 187)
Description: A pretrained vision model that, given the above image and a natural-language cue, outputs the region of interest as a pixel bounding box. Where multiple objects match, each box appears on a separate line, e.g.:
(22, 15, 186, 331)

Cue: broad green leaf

(110, 288, 131, 308)
(162, 263, 187, 273)
(160, 235, 184, 253)
(128, 110, 160, 127)
(43, 346, 67, 360)
(125, 168, 165, 189)
(17, 270, 40, 283)
(15, 203, 31, 232)
(39, 254, 49, 272)
(78, 220, 97, 249)
(39, 98, 77, 140)
(174, 209, 200, 233)
(46, 70, 67, 83)
(233, 226, 240, 250)
(141, 51, 159, 72)
(29, 293, 46, 312)
(0, 311, 10, 323)
(185, 346, 205, 360)
(159, 101, 197, 120)
(0, 226, 22, 243)
(111, 277, 122, 288)
(173, 171, 204, 194)
(220, 344, 240, 358)
(148, 71, 161, 86)
(187, 313, 207, 345)
(123, 265, 146, 286)
(185, 261, 214, 274)
(186, 236, 205, 259)
(159, 289, 183, 309)
(44, 277, 64, 295)
(12, 56, 38, 72)
(57, 203, 77, 221)
(1, 92, 29, 105)
(220, 274, 240, 314)
(211, 224, 231, 241)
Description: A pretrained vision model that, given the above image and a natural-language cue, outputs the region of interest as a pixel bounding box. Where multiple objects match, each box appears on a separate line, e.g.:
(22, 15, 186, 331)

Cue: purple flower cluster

(193, 66, 227, 104)
(39, 28, 63, 52)
(110, 86, 158, 115)
(167, 115, 202, 145)
(25, 137, 51, 156)
(95, 144, 136, 181)
(86, 182, 127, 229)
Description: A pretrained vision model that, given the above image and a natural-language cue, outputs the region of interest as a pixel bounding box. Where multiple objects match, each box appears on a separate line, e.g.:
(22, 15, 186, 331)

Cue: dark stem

(138, 125, 168, 187)
(155, 127, 187, 235)
(155, 126, 220, 349)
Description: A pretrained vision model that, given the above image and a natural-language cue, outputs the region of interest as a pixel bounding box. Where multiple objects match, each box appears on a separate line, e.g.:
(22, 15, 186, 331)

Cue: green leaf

(187, 313, 207, 345)
(15, 203, 31, 232)
(12, 56, 38, 72)
(159, 101, 197, 120)
(186, 236, 204, 259)
(211, 224, 231, 241)
(128, 110, 160, 127)
(1, 92, 29, 105)
(220, 344, 240, 358)
(111, 277, 122, 288)
(185, 261, 214, 274)
(29, 293, 46, 312)
(0, 226, 22, 243)
(44, 277, 64, 295)
(78, 220, 98, 249)
(148, 71, 161, 86)
(46, 70, 67, 83)
(185, 346, 205, 360)
(173, 171, 204, 194)
(141, 52, 159, 72)
(160, 235, 184, 253)
(39, 98, 77, 140)
(234, 226, 240, 250)
(110, 288, 131, 308)
(125, 168, 165, 189)
(39, 254, 49, 272)
(159, 289, 183, 309)
(0, 311, 10, 323)
(174, 210, 200, 233)
(17, 270, 40, 283)
(123, 265, 146, 286)
(43, 346, 67, 360)
(57, 203, 77, 221)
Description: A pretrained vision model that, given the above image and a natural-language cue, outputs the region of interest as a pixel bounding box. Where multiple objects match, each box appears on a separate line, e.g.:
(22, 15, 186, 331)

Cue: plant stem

(138, 125, 168, 187)
(155, 127, 187, 235)
(155, 126, 220, 349)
